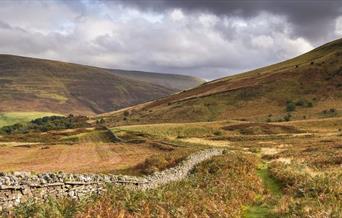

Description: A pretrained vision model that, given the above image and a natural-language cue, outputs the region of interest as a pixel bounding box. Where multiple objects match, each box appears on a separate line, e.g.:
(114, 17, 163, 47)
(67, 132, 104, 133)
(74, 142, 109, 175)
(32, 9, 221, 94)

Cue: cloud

(0, 0, 340, 80)
(117, 0, 342, 44)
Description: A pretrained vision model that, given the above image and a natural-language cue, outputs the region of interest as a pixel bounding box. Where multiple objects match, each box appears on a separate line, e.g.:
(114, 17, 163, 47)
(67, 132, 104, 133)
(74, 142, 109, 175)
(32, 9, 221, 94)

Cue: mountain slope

(109, 69, 204, 91)
(0, 55, 185, 115)
(101, 38, 342, 124)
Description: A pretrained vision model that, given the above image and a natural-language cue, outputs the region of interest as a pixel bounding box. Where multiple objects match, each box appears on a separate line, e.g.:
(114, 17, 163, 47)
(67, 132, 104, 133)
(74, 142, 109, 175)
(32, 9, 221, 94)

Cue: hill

(109, 69, 205, 91)
(101, 38, 342, 125)
(0, 55, 202, 115)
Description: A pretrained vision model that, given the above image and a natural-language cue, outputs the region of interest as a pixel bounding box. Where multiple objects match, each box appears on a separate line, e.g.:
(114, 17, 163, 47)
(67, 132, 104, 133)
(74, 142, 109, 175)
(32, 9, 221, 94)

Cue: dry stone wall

(0, 148, 224, 211)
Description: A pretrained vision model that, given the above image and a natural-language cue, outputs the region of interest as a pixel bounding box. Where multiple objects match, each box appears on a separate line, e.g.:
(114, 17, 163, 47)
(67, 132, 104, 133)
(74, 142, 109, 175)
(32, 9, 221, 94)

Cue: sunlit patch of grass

(112, 121, 228, 140)
(36, 93, 68, 103)
(0, 112, 60, 127)
(257, 163, 282, 196)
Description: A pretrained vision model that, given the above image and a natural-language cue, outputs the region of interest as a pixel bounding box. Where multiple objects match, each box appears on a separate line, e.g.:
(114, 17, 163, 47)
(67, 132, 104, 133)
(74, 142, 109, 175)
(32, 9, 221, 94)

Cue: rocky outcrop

(0, 148, 224, 211)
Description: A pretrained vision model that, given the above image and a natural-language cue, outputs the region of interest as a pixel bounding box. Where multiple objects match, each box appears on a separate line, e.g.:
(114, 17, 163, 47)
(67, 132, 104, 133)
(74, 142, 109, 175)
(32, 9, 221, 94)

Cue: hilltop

(0, 55, 203, 115)
(101, 38, 342, 125)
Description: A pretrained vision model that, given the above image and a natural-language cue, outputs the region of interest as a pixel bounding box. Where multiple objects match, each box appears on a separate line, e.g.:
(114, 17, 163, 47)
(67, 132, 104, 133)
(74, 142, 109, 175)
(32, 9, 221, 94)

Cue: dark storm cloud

(0, 0, 340, 80)
(115, 0, 342, 44)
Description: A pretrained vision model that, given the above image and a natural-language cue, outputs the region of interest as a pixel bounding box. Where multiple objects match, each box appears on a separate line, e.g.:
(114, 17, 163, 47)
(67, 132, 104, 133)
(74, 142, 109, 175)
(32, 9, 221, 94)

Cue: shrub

(295, 99, 313, 108)
(0, 115, 89, 134)
(321, 108, 337, 116)
(329, 108, 336, 113)
(286, 101, 296, 112)
(213, 130, 223, 136)
(284, 113, 291, 122)
(295, 99, 305, 106)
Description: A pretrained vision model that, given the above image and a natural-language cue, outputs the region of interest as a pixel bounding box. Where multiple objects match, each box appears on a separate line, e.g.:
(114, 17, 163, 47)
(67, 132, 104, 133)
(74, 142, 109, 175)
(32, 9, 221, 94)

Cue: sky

(0, 0, 341, 80)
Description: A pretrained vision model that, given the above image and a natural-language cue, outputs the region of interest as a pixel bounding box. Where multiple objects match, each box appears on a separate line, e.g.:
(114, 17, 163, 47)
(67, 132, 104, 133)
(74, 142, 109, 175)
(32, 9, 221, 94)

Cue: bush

(286, 101, 296, 112)
(0, 115, 89, 134)
(284, 113, 292, 122)
(213, 130, 223, 136)
(295, 99, 313, 108)
(295, 99, 305, 106)
(329, 108, 336, 113)
(321, 108, 337, 116)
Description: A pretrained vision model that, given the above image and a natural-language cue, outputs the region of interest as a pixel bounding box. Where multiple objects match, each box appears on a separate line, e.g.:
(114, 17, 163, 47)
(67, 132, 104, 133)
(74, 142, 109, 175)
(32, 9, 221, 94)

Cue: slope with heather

(101, 38, 342, 125)
(109, 69, 205, 91)
(0, 55, 202, 115)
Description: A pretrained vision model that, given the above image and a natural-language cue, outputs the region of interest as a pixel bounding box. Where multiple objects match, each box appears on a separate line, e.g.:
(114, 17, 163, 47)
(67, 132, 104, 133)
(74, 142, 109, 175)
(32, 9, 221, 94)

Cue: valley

(0, 55, 204, 115)
(101, 38, 342, 125)
(0, 38, 341, 217)
(1, 116, 340, 217)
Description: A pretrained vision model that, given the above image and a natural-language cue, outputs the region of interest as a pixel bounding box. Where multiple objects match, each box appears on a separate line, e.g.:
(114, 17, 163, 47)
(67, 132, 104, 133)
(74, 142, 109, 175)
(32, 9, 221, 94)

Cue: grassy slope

(0, 55, 202, 115)
(101, 38, 342, 125)
(0, 112, 59, 127)
(109, 69, 205, 91)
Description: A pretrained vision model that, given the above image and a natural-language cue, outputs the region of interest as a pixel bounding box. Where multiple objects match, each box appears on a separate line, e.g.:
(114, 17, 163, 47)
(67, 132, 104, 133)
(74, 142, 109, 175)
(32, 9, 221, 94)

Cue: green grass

(0, 112, 60, 127)
(244, 206, 270, 218)
(61, 130, 116, 143)
(112, 122, 226, 139)
(257, 163, 282, 196)
(243, 163, 282, 218)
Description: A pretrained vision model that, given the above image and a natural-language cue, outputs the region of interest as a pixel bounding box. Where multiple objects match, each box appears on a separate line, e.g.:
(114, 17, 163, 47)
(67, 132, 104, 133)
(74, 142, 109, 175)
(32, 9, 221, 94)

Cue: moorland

(0, 38, 341, 217)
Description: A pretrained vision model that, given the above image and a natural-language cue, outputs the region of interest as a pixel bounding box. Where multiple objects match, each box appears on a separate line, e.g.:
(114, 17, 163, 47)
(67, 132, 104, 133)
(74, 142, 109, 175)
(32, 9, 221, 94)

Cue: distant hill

(0, 55, 202, 115)
(101, 38, 342, 124)
(109, 69, 205, 91)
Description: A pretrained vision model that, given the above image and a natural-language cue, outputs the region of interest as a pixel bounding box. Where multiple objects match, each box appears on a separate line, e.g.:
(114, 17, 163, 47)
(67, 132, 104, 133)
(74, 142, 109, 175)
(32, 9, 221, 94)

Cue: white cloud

(0, 1, 338, 80)
(336, 16, 342, 35)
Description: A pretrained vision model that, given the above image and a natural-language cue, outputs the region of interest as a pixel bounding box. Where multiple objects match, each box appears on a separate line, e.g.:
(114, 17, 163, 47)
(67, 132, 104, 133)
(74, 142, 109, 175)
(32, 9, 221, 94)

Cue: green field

(0, 112, 60, 127)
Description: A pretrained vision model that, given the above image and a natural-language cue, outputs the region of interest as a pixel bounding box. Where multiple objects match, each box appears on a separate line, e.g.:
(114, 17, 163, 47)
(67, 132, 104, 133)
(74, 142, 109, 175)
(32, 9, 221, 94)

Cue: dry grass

(12, 152, 263, 218)
(0, 143, 162, 173)
(2, 116, 342, 217)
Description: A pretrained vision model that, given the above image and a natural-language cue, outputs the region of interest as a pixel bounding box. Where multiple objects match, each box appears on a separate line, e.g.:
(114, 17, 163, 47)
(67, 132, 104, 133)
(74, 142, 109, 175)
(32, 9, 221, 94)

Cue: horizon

(0, 0, 341, 80)
(1, 36, 341, 81)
